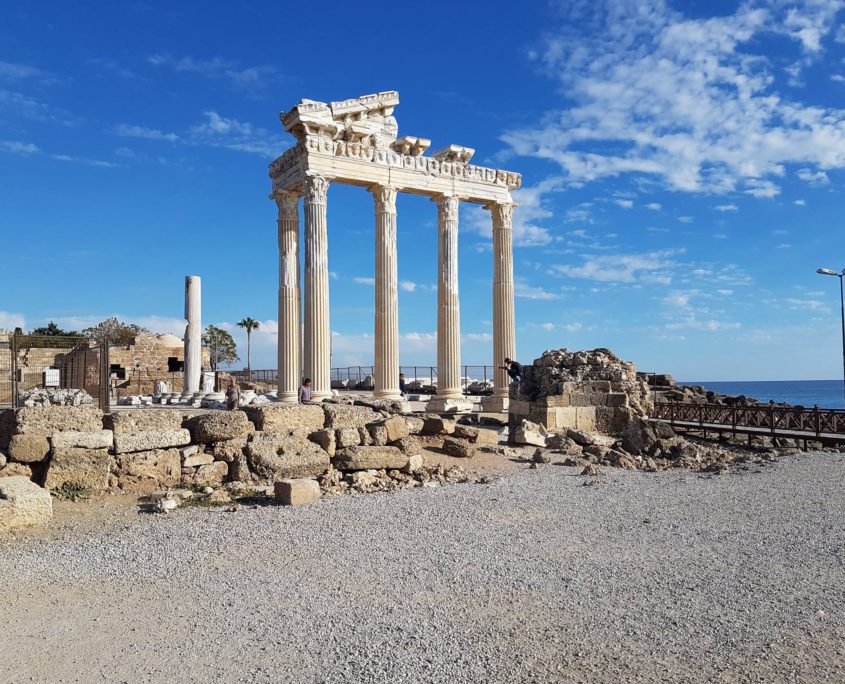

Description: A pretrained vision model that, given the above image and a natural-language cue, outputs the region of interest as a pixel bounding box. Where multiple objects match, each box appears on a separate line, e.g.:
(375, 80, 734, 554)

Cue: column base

(373, 389, 403, 399)
(311, 391, 332, 402)
(277, 391, 298, 404)
(480, 395, 509, 413)
(426, 396, 474, 414)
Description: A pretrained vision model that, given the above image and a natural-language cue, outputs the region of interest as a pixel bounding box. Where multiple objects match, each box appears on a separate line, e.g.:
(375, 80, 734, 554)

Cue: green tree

(82, 317, 148, 345)
(203, 325, 240, 371)
(29, 321, 79, 336)
(236, 317, 261, 379)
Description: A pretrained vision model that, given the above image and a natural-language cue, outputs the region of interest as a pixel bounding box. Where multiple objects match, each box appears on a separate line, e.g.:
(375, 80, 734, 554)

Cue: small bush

(52, 481, 91, 502)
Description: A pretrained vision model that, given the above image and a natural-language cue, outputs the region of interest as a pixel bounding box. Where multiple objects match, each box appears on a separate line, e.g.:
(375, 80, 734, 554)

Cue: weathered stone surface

(0, 410, 15, 450)
(546, 433, 581, 452)
(368, 424, 389, 446)
(454, 425, 500, 445)
(187, 411, 252, 443)
(15, 405, 104, 436)
(190, 461, 228, 486)
(533, 448, 551, 464)
(242, 404, 325, 432)
(391, 436, 422, 457)
(50, 430, 114, 450)
(622, 419, 658, 455)
(358, 427, 374, 446)
(332, 446, 409, 471)
(44, 448, 111, 491)
(0, 462, 32, 479)
(335, 427, 361, 448)
(114, 429, 191, 454)
(246, 431, 330, 483)
(422, 415, 456, 435)
(274, 478, 321, 505)
(183, 452, 214, 468)
(404, 416, 424, 435)
(567, 428, 595, 447)
(442, 437, 476, 458)
(510, 420, 547, 447)
(115, 449, 181, 493)
(309, 429, 336, 457)
(8, 434, 50, 463)
(0, 451, 5, 468)
(0, 476, 52, 530)
(323, 403, 382, 429)
(106, 410, 181, 434)
(381, 415, 409, 442)
(210, 437, 248, 463)
(353, 397, 410, 415)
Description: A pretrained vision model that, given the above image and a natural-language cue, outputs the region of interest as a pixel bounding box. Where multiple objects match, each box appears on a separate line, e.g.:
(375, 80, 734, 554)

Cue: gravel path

(2, 453, 844, 683)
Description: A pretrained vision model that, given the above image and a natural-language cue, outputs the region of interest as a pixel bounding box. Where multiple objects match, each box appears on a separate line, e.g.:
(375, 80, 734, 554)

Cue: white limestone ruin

(183, 275, 202, 397)
(270, 91, 519, 412)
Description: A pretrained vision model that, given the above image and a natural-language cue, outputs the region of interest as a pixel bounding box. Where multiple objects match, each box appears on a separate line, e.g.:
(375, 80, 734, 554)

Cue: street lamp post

(816, 267, 845, 406)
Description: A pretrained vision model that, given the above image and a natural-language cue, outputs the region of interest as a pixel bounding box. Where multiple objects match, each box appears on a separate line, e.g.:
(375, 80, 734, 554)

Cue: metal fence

(228, 365, 498, 394)
(1, 332, 110, 409)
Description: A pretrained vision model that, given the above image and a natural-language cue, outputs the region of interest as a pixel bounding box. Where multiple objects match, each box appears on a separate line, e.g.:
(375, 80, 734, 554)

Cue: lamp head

(817, 268, 838, 276)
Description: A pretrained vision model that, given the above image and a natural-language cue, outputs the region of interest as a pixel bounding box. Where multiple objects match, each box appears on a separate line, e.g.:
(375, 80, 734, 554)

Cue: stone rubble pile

(641, 374, 796, 408)
(18, 388, 94, 407)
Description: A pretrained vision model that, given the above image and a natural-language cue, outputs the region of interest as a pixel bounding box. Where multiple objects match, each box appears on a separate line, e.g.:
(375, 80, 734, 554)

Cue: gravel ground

(1, 452, 844, 683)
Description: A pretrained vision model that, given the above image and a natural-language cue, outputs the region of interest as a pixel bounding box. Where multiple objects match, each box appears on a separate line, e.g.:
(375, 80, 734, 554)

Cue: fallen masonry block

(274, 478, 321, 506)
(0, 463, 32, 479)
(190, 461, 228, 486)
(381, 415, 409, 442)
(309, 428, 336, 457)
(442, 437, 476, 458)
(323, 403, 382, 429)
(15, 405, 104, 436)
(187, 411, 252, 443)
(114, 429, 192, 454)
(44, 447, 111, 492)
(246, 431, 330, 482)
(50, 430, 113, 450)
(510, 420, 547, 448)
(422, 416, 456, 436)
(242, 404, 326, 432)
(105, 410, 182, 434)
(332, 446, 409, 471)
(115, 449, 181, 493)
(8, 434, 51, 463)
(0, 476, 53, 530)
(335, 427, 361, 448)
(183, 452, 215, 468)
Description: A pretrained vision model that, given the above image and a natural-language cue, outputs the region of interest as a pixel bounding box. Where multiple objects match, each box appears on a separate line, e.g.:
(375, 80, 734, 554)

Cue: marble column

(372, 184, 401, 398)
(427, 195, 472, 413)
(182, 275, 201, 397)
(275, 190, 301, 403)
(481, 202, 517, 413)
(303, 174, 332, 401)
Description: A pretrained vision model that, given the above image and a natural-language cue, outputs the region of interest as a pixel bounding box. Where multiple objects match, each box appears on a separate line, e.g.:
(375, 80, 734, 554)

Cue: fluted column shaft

(372, 185, 400, 398)
(491, 203, 516, 400)
(275, 190, 301, 403)
(183, 275, 201, 395)
(303, 175, 331, 400)
(435, 195, 463, 399)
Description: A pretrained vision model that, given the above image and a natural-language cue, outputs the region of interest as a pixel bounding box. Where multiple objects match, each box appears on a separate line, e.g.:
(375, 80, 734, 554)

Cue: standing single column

(275, 190, 301, 403)
(182, 275, 202, 397)
(303, 174, 332, 401)
(427, 194, 472, 413)
(372, 184, 401, 398)
(482, 202, 517, 413)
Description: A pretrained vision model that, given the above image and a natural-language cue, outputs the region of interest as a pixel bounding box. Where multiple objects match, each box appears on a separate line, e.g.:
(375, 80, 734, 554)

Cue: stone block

(335, 427, 361, 448)
(8, 434, 50, 463)
(241, 404, 325, 433)
(229, 453, 252, 483)
(368, 424, 389, 446)
(274, 478, 320, 506)
(575, 407, 597, 431)
(358, 427, 374, 446)
(15, 405, 104, 436)
(0, 477, 52, 531)
(105, 410, 181, 434)
(246, 431, 330, 483)
(183, 452, 215, 468)
(191, 461, 228, 486)
(510, 420, 547, 447)
(210, 437, 248, 463)
(529, 406, 556, 429)
(555, 407, 578, 429)
(382, 415, 409, 442)
(44, 448, 111, 492)
(353, 397, 410, 415)
(309, 429, 336, 457)
(404, 453, 424, 473)
(421, 416, 456, 436)
(605, 393, 629, 408)
(538, 395, 570, 408)
(390, 436, 422, 457)
(0, 410, 14, 451)
(332, 446, 409, 471)
(0, 462, 33, 479)
(187, 411, 252, 443)
(50, 430, 114, 450)
(442, 437, 476, 458)
(404, 416, 424, 435)
(113, 429, 191, 454)
(322, 404, 381, 429)
(115, 449, 182, 493)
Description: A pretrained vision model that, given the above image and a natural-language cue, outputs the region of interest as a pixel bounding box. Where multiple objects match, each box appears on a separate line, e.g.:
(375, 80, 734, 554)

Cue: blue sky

(2, 0, 845, 380)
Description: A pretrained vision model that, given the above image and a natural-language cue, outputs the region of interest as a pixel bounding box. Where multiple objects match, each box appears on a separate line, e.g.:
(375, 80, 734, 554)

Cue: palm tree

(236, 317, 261, 380)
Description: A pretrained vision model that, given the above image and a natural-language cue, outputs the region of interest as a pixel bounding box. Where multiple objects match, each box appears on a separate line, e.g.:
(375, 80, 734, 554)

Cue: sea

(678, 380, 845, 410)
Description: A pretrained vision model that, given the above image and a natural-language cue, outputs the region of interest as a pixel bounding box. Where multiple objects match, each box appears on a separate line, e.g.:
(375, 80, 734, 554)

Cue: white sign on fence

(43, 367, 60, 387)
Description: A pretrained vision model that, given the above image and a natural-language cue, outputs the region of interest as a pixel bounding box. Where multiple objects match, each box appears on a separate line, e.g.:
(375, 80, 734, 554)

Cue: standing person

(225, 376, 241, 411)
(500, 357, 523, 385)
(399, 373, 407, 397)
(298, 378, 313, 404)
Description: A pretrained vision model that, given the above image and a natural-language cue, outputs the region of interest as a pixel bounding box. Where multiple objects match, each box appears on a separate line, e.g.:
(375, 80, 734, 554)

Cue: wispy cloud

(645, 202, 661, 211)
(515, 279, 562, 300)
(114, 123, 179, 142)
(0, 140, 40, 155)
(715, 203, 738, 212)
(0, 61, 53, 82)
(147, 54, 278, 94)
(552, 249, 680, 284)
(353, 276, 375, 286)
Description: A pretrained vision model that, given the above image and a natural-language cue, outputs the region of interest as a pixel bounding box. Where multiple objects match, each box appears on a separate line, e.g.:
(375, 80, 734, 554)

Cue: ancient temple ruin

(269, 91, 521, 412)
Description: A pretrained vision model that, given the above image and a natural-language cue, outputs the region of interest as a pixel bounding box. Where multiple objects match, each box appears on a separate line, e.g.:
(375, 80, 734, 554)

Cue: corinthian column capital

(371, 184, 397, 214)
(434, 194, 460, 222)
(489, 201, 516, 229)
(274, 190, 300, 219)
(304, 175, 330, 204)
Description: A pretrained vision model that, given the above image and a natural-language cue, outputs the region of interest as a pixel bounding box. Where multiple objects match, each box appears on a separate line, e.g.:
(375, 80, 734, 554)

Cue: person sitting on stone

(399, 373, 407, 397)
(500, 357, 522, 385)
(225, 377, 241, 411)
(298, 378, 313, 404)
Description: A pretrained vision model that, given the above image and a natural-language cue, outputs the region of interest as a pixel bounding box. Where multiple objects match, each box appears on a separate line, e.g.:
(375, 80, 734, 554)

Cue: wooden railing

(652, 402, 845, 438)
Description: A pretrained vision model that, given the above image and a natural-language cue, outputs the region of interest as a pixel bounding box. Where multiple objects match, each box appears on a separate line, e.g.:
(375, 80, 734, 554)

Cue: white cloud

(0, 311, 25, 331)
(715, 203, 738, 212)
(794, 199, 806, 206)
(353, 276, 375, 286)
(515, 280, 562, 300)
(147, 54, 277, 92)
(832, 74, 845, 82)
(677, 216, 693, 223)
(777, 243, 792, 249)
(797, 167, 829, 185)
(613, 198, 634, 209)
(552, 249, 679, 284)
(0, 61, 51, 81)
(785, 297, 830, 312)
(505, 1, 845, 197)
(712, 233, 728, 239)
(189, 111, 278, 158)
(645, 202, 662, 211)
(666, 318, 741, 331)
(399, 280, 417, 292)
(0, 140, 39, 155)
(114, 123, 179, 142)
(541, 322, 555, 331)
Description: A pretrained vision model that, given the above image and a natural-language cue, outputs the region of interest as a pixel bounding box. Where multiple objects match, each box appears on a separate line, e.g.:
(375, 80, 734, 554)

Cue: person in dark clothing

(500, 357, 522, 385)
(399, 373, 407, 397)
